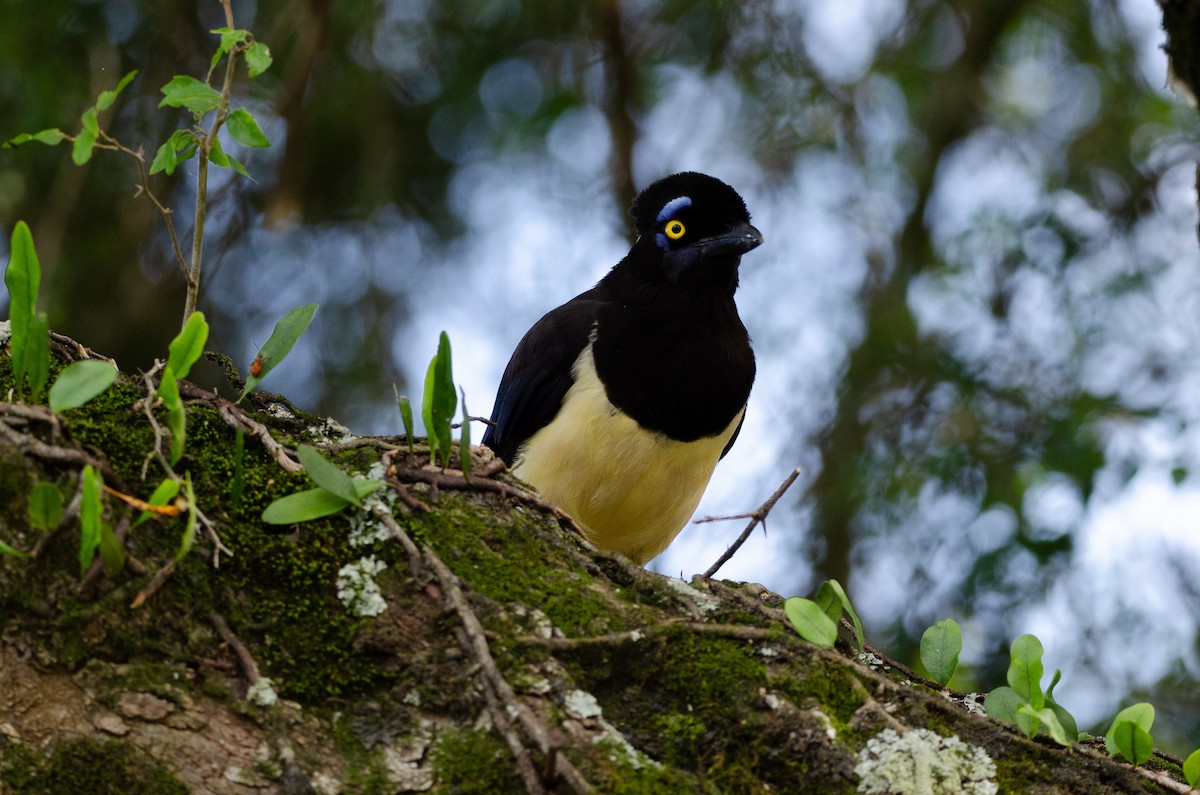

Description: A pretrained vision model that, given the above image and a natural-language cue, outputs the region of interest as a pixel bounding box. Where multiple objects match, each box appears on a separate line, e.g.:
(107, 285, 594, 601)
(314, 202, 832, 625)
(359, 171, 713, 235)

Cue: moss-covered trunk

(0, 341, 1191, 794)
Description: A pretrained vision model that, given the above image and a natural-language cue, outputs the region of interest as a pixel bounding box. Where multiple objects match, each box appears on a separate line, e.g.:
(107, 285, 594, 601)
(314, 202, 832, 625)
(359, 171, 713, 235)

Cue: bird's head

(630, 172, 763, 286)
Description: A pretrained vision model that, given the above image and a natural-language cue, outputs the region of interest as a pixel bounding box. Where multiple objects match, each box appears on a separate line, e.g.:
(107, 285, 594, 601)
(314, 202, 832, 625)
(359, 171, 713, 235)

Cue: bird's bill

(693, 220, 763, 258)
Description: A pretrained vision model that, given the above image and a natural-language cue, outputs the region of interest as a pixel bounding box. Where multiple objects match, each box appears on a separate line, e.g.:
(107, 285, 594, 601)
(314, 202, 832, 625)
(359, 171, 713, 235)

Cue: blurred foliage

(2, 0, 1198, 751)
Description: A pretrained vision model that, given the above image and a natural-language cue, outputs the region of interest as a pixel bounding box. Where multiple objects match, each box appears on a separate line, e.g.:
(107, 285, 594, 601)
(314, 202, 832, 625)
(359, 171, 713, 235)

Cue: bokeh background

(2, 0, 1198, 753)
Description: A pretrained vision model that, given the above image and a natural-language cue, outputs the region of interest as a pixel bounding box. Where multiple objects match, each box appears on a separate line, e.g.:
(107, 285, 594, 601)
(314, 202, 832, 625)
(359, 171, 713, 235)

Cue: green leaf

(984, 686, 1021, 724)
(1104, 703, 1155, 761)
(1183, 748, 1200, 787)
(149, 130, 198, 176)
(176, 473, 197, 560)
(158, 75, 222, 114)
(460, 389, 472, 482)
(398, 394, 415, 450)
(24, 312, 50, 399)
(352, 478, 385, 499)
(1106, 719, 1154, 765)
(29, 482, 63, 532)
(98, 522, 126, 575)
(95, 69, 138, 112)
(1045, 669, 1080, 743)
(1017, 705, 1073, 747)
(920, 618, 963, 687)
(3, 129, 66, 148)
(226, 108, 270, 147)
(72, 107, 98, 165)
(296, 445, 360, 506)
(815, 579, 863, 653)
(132, 478, 183, 528)
(238, 304, 318, 401)
(0, 538, 30, 558)
(208, 27, 251, 75)
(168, 311, 209, 380)
(223, 149, 253, 181)
(157, 367, 186, 465)
(79, 465, 103, 576)
(784, 596, 838, 648)
(422, 332, 457, 467)
(1007, 634, 1045, 711)
(245, 42, 273, 77)
(5, 221, 45, 392)
(208, 134, 230, 167)
(261, 487, 351, 524)
(49, 360, 118, 412)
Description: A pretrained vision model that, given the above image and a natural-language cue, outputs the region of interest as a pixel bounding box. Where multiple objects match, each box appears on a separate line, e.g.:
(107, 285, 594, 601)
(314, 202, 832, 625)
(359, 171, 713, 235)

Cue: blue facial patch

(656, 195, 692, 223)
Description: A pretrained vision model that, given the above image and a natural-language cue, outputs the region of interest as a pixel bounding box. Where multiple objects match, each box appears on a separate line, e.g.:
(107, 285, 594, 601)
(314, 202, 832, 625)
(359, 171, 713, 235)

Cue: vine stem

(181, 0, 238, 327)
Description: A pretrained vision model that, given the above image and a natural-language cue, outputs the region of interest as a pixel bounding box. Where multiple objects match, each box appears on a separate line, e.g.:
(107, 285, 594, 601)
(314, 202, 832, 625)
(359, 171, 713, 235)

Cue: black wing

(720, 410, 746, 460)
(482, 296, 603, 465)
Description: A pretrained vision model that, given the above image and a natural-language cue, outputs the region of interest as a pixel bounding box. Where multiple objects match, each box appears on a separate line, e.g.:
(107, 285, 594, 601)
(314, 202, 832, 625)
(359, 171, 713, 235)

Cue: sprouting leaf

(238, 304, 318, 401)
(262, 487, 351, 524)
(131, 478, 183, 529)
(208, 27, 251, 75)
(1007, 634, 1045, 711)
(245, 42, 273, 77)
(296, 444, 360, 506)
(3, 129, 66, 148)
(29, 482, 64, 532)
(815, 579, 863, 653)
(984, 686, 1020, 724)
(1045, 669, 1080, 743)
(226, 108, 270, 147)
(1183, 748, 1200, 787)
(1104, 703, 1155, 762)
(920, 618, 963, 687)
(1106, 719, 1154, 765)
(784, 596, 837, 648)
(397, 392, 415, 451)
(422, 332, 457, 467)
(24, 312, 50, 399)
(208, 134, 230, 168)
(222, 148, 253, 181)
(158, 75, 222, 114)
(79, 465, 104, 576)
(176, 473, 197, 560)
(167, 310, 209, 379)
(1017, 705, 1073, 747)
(157, 367, 186, 465)
(5, 221, 48, 394)
(49, 360, 118, 412)
(98, 521, 126, 575)
(0, 539, 30, 558)
(95, 69, 138, 112)
(72, 107, 98, 165)
(460, 389, 471, 482)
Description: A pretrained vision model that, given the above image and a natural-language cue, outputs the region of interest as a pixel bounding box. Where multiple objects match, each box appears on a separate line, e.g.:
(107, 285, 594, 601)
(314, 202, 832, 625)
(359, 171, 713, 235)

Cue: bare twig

(472, 633, 547, 795)
(210, 611, 261, 685)
(514, 621, 785, 651)
(422, 546, 594, 794)
(373, 507, 423, 579)
(130, 558, 176, 609)
(392, 467, 579, 527)
(0, 417, 110, 473)
(700, 467, 801, 579)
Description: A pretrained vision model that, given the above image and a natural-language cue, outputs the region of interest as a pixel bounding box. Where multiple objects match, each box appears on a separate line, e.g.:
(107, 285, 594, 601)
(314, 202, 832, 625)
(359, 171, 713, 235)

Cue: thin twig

(392, 467, 578, 526)
(0, 418, 110, 474)
(514, 621, 785, 651)
(131, 558, 176, 609)
(373, 508, 423, 579)
(700, 467, 801, 579)
(471, 630, 547, 795)
(210, 611, 260, 684)
(422, 546, 594, 794)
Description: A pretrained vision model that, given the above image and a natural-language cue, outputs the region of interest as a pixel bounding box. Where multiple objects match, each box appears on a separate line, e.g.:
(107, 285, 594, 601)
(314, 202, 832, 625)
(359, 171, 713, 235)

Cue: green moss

(428, 728, 524, 794)
(0, 737, 186, 795)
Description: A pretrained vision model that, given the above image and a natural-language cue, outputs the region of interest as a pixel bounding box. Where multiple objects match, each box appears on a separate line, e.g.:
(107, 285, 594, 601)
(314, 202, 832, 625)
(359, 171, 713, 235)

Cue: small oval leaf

(29, 482, 64, 532)
(920, 618, 963, 687)
(296, 445, 360, 506)
(262, 487, 351, 524)
(49, 360, 118, 412)
(784, 596, 838, 648)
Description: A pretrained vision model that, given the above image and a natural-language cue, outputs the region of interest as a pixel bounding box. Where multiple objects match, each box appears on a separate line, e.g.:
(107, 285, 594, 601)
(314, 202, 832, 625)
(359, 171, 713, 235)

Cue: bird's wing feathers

(482, 297, 603, 465)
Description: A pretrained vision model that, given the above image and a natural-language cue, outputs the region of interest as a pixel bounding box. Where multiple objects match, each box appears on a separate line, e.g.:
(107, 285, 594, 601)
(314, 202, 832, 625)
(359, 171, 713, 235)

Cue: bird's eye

(664, 220, 686, 240)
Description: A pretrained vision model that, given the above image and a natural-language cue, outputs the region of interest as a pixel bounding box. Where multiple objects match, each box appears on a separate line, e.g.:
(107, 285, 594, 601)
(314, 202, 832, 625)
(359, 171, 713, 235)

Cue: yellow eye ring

(664, 220, 686, 240)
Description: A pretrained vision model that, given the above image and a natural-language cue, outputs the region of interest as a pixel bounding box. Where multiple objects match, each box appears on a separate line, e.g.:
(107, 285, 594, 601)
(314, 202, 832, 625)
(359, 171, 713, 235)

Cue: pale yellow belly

(513, 344, 742, 564)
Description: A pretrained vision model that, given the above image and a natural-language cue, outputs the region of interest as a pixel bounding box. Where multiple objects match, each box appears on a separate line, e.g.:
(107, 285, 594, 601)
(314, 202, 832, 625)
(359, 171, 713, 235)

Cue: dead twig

(0, 418, 110, 474)
(471, 630, 547, 795)
(210, 611, 261, 685)
(131, 558, 176, 609)
(699, 467, 801, 579)
(422, 546, 594, 794)
(373, 507, 423, 580)
(392, 467, 578, 527)
(514, 621, 785, 651)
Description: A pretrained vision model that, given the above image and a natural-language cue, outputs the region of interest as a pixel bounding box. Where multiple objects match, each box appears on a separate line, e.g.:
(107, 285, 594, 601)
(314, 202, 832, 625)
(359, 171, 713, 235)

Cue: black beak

(693, 220, 763, 259)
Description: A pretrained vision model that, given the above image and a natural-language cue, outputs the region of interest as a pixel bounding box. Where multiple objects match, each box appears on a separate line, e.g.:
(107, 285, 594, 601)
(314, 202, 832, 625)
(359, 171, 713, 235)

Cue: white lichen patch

(246, 677, 278, 707)
(664, 577, 720, 614)
(336, 556, 388, 617)
(563, 690, 660, 771)
(855, 728, 997, 795)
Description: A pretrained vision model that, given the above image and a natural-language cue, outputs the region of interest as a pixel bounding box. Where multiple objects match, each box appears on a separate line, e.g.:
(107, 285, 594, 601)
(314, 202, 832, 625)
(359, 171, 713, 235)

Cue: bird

(482, 172, 762, 564)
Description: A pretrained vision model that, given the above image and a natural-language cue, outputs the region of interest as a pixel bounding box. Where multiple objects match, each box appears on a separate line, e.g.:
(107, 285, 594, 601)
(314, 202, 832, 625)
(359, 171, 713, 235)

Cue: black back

(483, 172, 758, 464)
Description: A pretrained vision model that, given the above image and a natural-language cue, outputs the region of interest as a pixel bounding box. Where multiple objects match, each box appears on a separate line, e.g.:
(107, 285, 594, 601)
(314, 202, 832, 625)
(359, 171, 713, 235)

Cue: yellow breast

(513, 344, 742, 564)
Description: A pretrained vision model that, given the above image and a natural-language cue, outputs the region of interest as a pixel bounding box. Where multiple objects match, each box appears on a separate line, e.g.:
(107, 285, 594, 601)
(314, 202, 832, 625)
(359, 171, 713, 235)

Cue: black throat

(590, 242, 755, 442)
